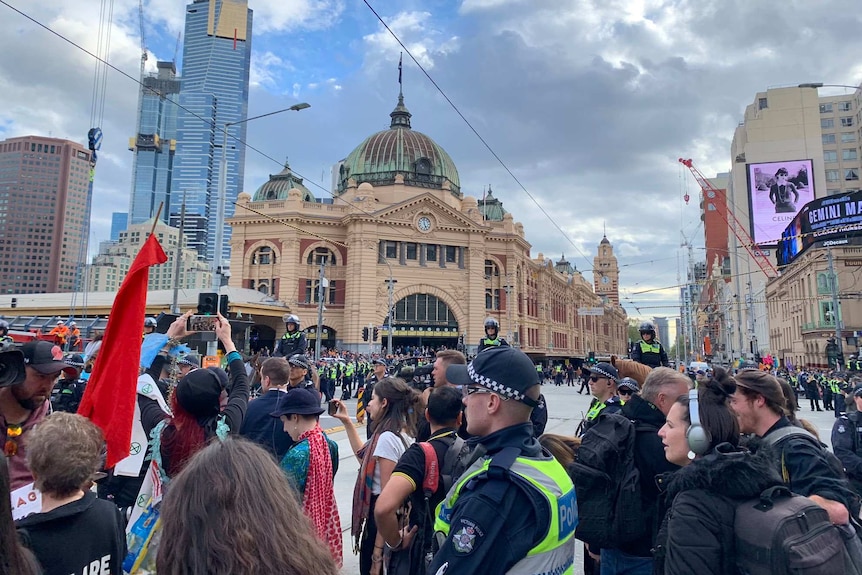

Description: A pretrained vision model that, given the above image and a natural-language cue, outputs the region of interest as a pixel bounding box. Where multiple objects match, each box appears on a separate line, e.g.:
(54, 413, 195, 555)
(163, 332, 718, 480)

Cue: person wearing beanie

(731, 369, 857, 526)
(138, 313, 249, 478)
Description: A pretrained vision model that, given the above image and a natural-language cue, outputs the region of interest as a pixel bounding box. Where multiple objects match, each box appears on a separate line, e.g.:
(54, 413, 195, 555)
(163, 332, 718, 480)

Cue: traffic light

(588, 351, 596, 364)
(197, 292, 219, 315)
(362, 327, 369, 341)
(373, 327, 379, 341)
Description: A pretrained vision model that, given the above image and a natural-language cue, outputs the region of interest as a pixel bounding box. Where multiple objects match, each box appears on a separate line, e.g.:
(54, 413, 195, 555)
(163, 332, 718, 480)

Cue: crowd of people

(4, 308, 862, 575)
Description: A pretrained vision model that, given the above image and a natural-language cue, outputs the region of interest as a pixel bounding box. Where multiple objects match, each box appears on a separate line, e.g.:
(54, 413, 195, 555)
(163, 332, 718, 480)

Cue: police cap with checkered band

(446, 346, 540, 407)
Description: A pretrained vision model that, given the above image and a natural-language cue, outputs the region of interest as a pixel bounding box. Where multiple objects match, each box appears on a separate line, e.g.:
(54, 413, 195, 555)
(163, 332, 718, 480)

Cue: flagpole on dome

(398, 52, 403, 98)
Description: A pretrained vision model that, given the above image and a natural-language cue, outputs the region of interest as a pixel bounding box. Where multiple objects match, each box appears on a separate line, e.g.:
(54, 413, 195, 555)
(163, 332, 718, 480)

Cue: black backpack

(569, 411, 647, 548)
(734, 485, 858, 575)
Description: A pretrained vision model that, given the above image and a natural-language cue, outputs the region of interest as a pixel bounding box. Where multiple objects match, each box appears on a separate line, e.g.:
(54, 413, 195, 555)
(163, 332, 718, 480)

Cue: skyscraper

(0, 136, 92, 294)
(171, 0, 252, 265)
(128, 61, 181, 227)
(110, 212, 128, 241)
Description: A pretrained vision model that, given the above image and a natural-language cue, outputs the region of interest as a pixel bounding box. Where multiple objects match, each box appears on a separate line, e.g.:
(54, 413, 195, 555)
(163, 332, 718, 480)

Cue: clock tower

(593, 235, 620, 305)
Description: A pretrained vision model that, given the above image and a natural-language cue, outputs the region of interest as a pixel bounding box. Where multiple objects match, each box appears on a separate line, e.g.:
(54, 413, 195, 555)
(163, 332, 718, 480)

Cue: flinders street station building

(227, 92, 628, 359)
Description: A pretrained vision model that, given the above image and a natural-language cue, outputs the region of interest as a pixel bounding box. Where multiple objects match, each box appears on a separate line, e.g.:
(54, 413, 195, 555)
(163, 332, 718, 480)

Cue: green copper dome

(252, 161, 315, 202)
(478, 187, 507, 221)
(337, 93, 461, 196)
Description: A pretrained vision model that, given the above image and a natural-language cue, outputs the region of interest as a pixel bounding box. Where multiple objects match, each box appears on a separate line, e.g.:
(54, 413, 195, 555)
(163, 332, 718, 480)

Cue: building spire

(390, 53, 412, 129)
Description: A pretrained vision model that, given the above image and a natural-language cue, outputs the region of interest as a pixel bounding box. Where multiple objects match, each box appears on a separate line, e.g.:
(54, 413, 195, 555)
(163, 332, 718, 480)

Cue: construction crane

(678, 158, 778, 278)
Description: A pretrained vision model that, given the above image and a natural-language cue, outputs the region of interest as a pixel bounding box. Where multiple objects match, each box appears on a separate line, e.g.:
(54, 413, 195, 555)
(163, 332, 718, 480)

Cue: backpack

(388, 435, 470, 575)
(569, 411, 648, 548)
(734, 485, 852, 575)
(420, 435, 470, 497)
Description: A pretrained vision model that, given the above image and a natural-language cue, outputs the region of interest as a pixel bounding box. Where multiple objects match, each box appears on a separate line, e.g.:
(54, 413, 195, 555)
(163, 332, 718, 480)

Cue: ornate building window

(251, 246, 275, 265)
(305, 279, 337, 304)
(307, 247, 336, 265)
(484, 259, 500, 278)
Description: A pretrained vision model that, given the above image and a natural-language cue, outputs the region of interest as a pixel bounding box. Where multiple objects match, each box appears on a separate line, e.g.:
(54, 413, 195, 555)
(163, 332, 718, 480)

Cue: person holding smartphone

(272, 388, 342, 566)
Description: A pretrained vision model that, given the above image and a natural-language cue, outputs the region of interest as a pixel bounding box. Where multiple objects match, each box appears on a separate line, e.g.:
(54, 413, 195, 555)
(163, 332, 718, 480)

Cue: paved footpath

(323, 383, 844, 574)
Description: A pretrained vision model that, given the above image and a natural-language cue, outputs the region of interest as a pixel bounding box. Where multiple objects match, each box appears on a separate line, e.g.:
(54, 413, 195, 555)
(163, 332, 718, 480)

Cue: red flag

(78, 234, 167, 468)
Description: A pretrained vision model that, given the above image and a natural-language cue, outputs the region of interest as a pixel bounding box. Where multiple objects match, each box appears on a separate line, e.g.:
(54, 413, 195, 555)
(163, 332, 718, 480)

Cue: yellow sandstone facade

(227, 93, 627, 358)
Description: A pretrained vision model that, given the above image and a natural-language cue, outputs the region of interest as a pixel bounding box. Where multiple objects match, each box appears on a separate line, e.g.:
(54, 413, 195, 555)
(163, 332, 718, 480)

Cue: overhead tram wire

(0, 1, 439, 250)
(360, 0, 597, 271)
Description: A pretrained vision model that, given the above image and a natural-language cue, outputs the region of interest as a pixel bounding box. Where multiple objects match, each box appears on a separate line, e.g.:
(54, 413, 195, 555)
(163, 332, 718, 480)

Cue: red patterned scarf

(351, 431, 381, 553)
(299, 424, 343, 566)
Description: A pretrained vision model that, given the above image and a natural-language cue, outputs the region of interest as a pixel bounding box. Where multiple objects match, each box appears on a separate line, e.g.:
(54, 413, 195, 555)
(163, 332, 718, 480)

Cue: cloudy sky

(2, 0, 861, 323)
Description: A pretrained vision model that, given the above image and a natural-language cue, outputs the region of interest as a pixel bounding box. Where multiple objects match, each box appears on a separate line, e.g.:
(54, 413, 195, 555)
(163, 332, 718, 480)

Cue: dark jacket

(239, 388, 295, 460)
(654, 444, 783, 575)
(276, 331, 307, 357)
(17, 491, 126, 575)
(427, 423, 553, 575)
(616, 394, 678, 557)
(755, 416, 860, 517)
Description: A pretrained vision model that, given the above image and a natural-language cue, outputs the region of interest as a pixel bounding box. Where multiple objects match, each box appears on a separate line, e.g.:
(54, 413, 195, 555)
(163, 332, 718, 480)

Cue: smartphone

(327, 401, 338, 416)
(187, 314, 218, 332)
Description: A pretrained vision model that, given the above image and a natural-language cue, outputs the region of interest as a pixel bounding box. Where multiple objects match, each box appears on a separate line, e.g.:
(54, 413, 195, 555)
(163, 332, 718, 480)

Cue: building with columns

(227, 92, 628, 357)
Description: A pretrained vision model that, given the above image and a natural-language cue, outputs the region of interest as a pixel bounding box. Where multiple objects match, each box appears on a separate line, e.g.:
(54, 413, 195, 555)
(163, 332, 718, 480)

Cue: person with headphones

(630, 321, 669, 369)
(652, 369, 783, 575)
(276, 314, 307, 358)
(477, 317, 509, 352)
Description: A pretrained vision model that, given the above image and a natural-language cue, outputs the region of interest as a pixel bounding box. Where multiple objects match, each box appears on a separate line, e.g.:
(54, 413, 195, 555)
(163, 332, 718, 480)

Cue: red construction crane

(678, 158, 778, 278)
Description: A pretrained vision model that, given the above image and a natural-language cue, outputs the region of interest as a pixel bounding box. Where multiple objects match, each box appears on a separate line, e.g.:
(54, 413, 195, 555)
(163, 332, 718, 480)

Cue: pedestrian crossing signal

(362, 327, 369, 341)
(373, 327, 379, 341)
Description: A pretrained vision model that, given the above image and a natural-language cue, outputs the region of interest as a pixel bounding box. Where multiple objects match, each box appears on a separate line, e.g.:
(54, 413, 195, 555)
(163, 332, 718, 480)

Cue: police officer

(0, 319, 9, 339)
(477, 317, 509, 352)
(630, 321, 669, 369)
(143, 316, 158, 336)
(578, 362, 622, 436)
(832, 387, 862, 497)
(51, 354, 87, 413)
(360, 358, 387, 439)
(432, 346, 575, 575)
(276, 314, 307, 358)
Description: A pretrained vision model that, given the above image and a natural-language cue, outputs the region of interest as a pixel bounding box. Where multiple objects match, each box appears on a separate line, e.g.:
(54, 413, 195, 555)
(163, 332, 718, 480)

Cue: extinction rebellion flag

(78, 233, 167, 468)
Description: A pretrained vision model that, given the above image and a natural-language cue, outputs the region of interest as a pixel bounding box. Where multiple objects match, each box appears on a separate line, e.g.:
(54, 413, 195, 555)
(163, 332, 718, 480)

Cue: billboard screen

(747, 159, 815, 245)
(776, 189, 862, 267)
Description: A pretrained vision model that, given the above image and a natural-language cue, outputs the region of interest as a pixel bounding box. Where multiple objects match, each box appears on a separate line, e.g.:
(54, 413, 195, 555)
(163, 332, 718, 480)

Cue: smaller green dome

(252, 161, 315, 202)
(478, 187, 507, 221)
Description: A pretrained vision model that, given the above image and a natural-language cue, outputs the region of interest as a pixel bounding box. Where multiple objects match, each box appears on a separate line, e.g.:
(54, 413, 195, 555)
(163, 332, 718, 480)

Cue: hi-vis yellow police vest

(639, 340, 660, 354)
(483, 337, 503, 347)
(434, 452, 576, 575)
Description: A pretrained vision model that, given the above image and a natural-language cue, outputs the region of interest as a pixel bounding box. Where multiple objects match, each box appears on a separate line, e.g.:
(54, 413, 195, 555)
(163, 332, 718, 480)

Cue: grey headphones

(686, 388, 711, 458)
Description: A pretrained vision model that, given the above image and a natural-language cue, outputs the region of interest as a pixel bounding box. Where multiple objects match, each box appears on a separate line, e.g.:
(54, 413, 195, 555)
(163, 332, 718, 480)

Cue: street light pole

(827, 246, 844, 367)
(315, 258, 326, 360)
(381, 258, 397, 357)
(211, 102, 310, 291)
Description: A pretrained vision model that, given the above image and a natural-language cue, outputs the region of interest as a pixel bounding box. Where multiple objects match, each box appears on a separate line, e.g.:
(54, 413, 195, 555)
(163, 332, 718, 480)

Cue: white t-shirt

(372, 430, 414, 494)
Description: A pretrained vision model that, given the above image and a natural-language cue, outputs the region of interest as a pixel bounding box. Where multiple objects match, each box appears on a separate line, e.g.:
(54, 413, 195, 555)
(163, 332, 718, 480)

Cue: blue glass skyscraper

(171, 0, 252, 264)
(128, 61, 181, 226)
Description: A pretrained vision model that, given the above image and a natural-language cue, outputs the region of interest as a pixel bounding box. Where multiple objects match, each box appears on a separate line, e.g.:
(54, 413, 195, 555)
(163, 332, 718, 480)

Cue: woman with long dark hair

(332, 377, 420, 575)
(156, 438, 338, 575)
(139, 313, 249, 478)
(653, 369, 784, 574)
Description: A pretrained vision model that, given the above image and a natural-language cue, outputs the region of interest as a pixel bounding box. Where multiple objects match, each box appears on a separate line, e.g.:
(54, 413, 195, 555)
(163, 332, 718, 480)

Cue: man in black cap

(579, 362, 622, 436)
(430, 346, 575, 575)
(0, 341, 68, 489)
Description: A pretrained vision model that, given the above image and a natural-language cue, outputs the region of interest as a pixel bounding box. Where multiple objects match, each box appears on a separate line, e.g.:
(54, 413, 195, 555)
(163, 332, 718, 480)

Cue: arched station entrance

(383, 293, 460, 352)
(303, 325, 337, 352)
